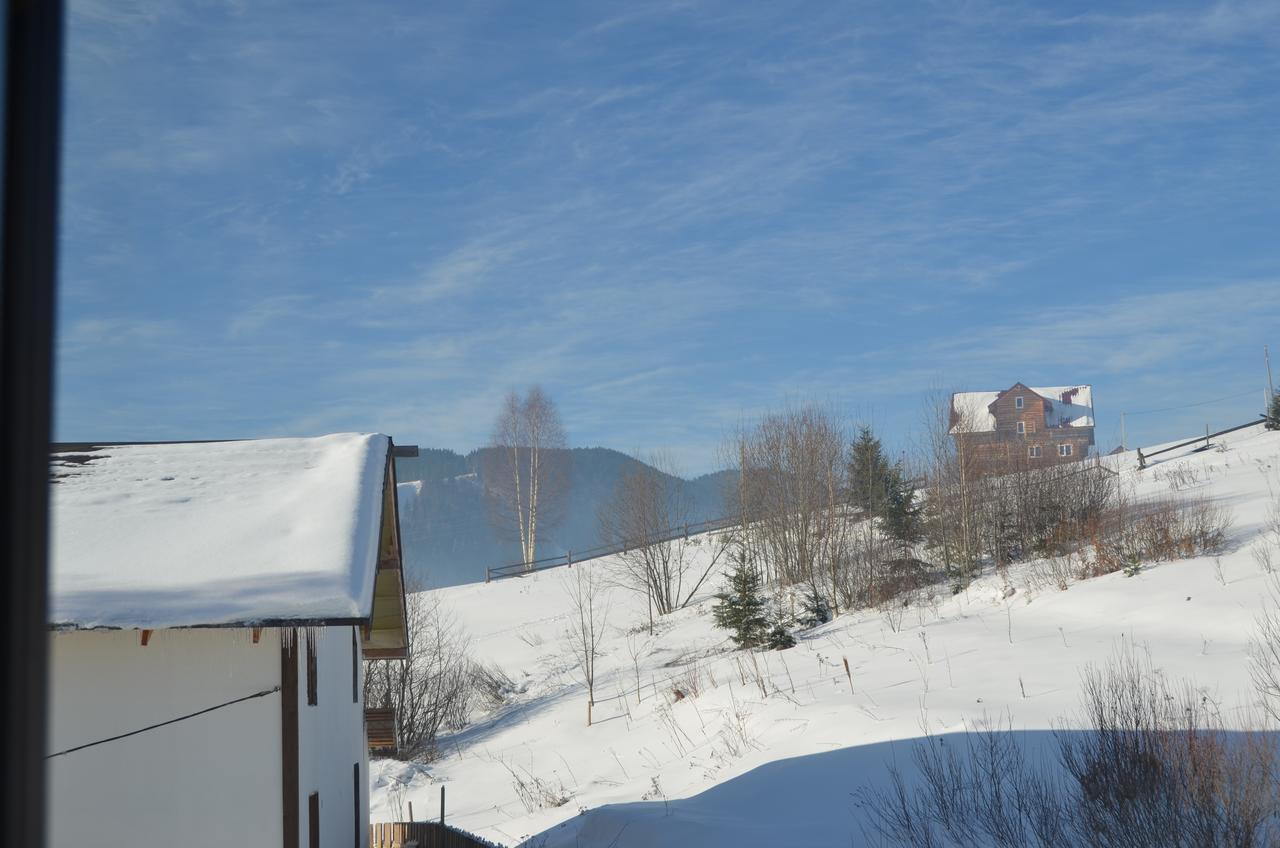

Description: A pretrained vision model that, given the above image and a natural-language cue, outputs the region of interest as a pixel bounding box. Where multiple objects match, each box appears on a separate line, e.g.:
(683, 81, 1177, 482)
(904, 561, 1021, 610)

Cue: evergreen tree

(712, 552, 769, 649)
(796, 582, 832, 628)
(882, 468, 923, 550)
(849, 426, 894, 516)
(764, 613, 796, 650)
(1267, 393, 1280, 431)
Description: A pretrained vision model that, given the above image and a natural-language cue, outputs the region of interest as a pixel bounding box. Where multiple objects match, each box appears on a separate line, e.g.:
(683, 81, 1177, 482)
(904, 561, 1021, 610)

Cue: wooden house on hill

(46, 433, 411, 848)
(950, 383, 1095, 474)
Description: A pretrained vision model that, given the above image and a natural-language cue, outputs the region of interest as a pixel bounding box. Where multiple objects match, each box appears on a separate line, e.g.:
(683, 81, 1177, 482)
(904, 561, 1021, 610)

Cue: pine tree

(849, 426, 894, 517)
(882, 468, 923, 551)
(764, 614, 796, 650)
(796, 582, 832, 628)
(1267, 393, 1280, 431)
(712, 552, 769, 649)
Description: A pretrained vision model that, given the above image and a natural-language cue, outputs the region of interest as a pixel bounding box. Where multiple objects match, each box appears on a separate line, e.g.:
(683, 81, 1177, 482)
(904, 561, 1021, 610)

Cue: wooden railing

(484, 515, 738, 582)
(370, 821, 502, 848)
(1137, 417, 1265, 468)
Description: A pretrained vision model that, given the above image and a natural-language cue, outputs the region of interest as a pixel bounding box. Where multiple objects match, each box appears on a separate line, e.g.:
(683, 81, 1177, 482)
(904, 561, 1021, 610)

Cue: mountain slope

(394, 447, 732, 588)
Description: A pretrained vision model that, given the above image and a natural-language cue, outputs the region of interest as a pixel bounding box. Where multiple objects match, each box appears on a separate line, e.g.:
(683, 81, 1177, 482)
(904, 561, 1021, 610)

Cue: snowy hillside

(371, 424, 1280, 847)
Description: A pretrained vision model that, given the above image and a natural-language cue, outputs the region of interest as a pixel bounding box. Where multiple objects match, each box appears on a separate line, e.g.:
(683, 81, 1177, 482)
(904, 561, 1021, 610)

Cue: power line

(46, 685, 281, 759)
(1122, 388, 1259, 417)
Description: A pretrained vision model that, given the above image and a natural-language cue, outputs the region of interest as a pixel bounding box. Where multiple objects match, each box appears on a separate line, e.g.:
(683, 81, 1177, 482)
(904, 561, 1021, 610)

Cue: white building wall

(47, 627, 283, 848)
(294, 625, 369, 848)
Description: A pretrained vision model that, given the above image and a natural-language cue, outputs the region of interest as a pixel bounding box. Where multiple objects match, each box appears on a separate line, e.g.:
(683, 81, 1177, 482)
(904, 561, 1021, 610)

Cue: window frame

(1028, 445, 1041, 458)
(1015, 396, 1024, 409)
(1016, 420, 1026, 435)
(306, 630, 318, 706)
(1059, 443, 1073, 457)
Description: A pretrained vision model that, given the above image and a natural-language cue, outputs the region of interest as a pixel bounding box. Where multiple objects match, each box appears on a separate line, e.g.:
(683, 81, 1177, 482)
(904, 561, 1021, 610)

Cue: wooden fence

(484, 514, 738, 582)
(1137, 417, 1265, 468)
(370, 821, 503, 848)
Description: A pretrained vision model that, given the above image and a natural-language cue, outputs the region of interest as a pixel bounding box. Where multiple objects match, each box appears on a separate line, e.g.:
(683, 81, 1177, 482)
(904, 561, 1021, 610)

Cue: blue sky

(57, 1, 1280, 474)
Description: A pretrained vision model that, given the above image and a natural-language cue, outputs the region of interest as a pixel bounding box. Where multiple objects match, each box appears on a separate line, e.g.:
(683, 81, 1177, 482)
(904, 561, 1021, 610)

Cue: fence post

(485, 567, 490, 583)
(567, 550, 573, 568)
(408, 800, 414, 822)
(440, 784, 445, 826)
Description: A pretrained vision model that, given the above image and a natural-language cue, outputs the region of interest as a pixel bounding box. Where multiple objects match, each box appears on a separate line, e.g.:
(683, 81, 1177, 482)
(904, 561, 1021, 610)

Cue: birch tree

(483, 386, 568, 568)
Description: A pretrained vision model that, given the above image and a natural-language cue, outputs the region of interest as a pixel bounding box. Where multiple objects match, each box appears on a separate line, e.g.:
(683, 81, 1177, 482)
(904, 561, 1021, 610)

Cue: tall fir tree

(712, 552, 769, 649)
(849, 426, 894, 516)
(1267, 392, 1280, 431)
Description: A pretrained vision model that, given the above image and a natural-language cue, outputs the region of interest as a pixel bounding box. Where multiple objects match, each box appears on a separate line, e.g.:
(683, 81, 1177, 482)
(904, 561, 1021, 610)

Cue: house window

(1028, 445, 1041, 458)
(1015, 396, 1024, 409)
(353, 763, 361, 848)
(306, 631, 318, 706)
(1059, 444, 1073, 457)
(309, 792, 320, 848)
(1016, 421, 1026, 435)
(352, 627, 359, 704)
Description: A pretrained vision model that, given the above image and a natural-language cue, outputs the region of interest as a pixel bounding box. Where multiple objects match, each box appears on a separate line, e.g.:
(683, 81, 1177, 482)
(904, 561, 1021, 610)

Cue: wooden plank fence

(370, 821, 503, 848)
(484, 514, 738, 582)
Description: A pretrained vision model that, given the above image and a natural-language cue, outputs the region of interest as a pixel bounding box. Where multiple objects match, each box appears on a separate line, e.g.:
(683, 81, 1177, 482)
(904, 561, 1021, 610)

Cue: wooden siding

(365, 708, 397, 756)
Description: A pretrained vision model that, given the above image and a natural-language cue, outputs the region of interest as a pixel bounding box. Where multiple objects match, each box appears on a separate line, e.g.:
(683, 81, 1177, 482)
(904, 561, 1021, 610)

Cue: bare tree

(363, 588, 473, 760)
(563, 566, 610, 726)
(919, 387, 984, 585)
(597, 452, 731, 616)
(730, 405, 851, 608)
(482, 386, 568, 568)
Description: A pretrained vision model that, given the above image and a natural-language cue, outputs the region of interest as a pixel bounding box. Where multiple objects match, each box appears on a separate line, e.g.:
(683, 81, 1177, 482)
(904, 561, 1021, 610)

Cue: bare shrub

(1091, 492, 1232, 573)
(504, 763, 571, 812)
(673, 659, 706, 700)
(363, 591, 474, 760)
(470, 662, 519, 711)
(1251, 581, 1280, 725)
(1059, 648, 1278, 845)
(862, 646, 1280, 847)
(1254, 482, 1280, 575)
(1028, 553, 1076, 591)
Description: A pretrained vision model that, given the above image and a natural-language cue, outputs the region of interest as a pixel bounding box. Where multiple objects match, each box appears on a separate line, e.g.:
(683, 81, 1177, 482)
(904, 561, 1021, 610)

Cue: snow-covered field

(371, 424, 1280, 847)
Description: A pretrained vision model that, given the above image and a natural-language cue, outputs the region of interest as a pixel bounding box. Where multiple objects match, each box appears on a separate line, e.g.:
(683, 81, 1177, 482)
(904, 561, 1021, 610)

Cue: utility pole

(1266, 345, 1275, 405)
(1120, 412, 1126, 452)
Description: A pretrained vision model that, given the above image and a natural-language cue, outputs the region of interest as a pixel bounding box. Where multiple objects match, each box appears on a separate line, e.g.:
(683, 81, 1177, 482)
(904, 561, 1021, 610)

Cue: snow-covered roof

(49, 433, 392, 630)
(950, 384, 1094, 434)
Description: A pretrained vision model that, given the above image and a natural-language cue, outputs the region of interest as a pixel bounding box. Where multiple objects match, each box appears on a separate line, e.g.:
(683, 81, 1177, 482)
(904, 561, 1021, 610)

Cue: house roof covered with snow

(48, 433, 408, 643)
(949, 384, 1094, 434)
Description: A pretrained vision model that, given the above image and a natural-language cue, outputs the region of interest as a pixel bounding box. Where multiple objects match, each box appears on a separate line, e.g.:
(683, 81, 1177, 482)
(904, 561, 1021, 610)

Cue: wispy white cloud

(55, 1, 1280, 470)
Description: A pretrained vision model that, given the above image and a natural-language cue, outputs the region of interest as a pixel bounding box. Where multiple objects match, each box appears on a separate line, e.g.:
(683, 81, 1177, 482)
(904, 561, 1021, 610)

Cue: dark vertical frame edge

(1, 1, 64, 847)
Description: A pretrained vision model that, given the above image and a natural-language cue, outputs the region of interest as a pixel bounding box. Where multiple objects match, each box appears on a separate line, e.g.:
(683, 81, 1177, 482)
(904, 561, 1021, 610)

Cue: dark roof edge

(49, 616, 370, 632)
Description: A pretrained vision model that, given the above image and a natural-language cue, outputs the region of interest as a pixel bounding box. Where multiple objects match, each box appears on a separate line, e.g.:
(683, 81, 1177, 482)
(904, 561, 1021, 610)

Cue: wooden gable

(363, 447, 411, 660)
